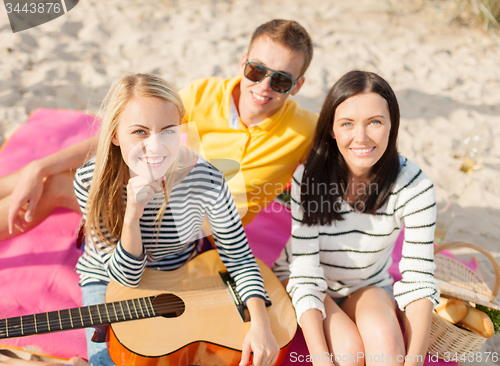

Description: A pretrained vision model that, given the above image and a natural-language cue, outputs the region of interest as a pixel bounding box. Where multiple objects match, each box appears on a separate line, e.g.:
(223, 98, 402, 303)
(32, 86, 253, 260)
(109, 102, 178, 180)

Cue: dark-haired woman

(273, 70, 438, 366)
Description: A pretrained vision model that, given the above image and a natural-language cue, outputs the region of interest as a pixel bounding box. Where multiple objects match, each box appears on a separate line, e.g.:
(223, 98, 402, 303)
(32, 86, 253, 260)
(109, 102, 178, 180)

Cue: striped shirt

(74, 157, 270, 305)
(273, 157, 439, 325)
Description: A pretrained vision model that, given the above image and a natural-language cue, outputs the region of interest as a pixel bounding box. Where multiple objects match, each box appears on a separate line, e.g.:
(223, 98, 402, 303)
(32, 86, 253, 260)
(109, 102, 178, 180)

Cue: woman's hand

(124, 176, 163, 222)
(240, 298, 279, 366)
(240, 321, 279, 366)
(121, 176, 163, 259)
(8, 161, 45, 234)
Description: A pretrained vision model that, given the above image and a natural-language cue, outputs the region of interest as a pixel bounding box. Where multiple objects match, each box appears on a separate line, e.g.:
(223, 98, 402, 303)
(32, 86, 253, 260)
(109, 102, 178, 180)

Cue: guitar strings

(4, 291, 235, 329)
(3, 269, 253, 335)
(2, 289, 246, 335)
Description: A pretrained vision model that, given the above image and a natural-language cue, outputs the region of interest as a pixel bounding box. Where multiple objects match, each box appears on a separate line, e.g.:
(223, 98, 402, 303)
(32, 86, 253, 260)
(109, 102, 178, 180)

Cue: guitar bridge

(219, 271, 250, 322)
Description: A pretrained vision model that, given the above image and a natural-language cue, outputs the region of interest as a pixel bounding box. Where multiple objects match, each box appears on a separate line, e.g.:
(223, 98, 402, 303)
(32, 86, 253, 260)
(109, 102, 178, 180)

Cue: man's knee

(43, 172, 78, 210)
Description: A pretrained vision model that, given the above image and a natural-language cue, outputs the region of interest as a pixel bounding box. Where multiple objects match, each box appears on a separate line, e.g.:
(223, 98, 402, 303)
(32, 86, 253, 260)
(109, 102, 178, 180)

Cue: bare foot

(68, 357, 88, 366)
(0, 357, 88, 366)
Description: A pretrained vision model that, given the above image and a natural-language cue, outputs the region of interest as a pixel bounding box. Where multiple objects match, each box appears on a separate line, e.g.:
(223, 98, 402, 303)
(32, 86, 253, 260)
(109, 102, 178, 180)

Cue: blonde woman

(75, 73, 278, 366)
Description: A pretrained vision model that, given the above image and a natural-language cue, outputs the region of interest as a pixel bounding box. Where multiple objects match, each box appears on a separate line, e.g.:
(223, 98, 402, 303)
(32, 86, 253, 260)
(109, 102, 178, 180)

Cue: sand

(0, 0, 499, 363)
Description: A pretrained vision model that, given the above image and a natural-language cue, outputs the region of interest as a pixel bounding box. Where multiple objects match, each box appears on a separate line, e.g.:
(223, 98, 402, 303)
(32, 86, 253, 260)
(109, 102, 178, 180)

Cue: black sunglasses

(243, 60, 300, 94)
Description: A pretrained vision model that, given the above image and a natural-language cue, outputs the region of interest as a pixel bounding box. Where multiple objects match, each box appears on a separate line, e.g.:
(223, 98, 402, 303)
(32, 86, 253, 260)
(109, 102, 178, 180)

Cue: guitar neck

(0, 296, 158, 339)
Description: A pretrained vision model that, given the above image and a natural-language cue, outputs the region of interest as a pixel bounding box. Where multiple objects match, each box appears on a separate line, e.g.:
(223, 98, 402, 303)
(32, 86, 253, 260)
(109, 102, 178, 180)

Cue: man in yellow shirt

(2, 19, 317, 238)
(180, 19, 317, 225)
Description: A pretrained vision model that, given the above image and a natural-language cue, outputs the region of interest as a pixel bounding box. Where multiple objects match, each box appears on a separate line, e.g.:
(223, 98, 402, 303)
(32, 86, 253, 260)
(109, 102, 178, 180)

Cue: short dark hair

(300, 70, 401, 226)
(249, 19, 313, 77)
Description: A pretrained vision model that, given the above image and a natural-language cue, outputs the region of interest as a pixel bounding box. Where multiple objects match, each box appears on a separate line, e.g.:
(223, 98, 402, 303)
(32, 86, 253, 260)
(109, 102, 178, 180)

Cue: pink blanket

(0, 109, 97, 359)
(0, 109, 458, 365)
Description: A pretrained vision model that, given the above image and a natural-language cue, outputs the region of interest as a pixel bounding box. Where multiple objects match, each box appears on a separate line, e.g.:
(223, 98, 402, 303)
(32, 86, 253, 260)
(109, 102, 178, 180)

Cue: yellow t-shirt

(180, 76, 318, 226)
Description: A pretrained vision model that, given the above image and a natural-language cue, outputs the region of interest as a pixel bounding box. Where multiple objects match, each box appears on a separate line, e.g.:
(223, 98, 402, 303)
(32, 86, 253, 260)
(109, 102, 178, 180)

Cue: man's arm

(8, 136, 97, 232)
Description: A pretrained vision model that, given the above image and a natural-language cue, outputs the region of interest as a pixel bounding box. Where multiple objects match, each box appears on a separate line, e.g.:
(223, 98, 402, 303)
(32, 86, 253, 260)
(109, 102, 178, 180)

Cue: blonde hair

(84, 73, 194, 249)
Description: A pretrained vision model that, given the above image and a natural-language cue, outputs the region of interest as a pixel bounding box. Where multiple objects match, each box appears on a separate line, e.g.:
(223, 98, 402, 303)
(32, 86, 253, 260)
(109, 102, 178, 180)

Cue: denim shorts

(331, 285, 394, 307)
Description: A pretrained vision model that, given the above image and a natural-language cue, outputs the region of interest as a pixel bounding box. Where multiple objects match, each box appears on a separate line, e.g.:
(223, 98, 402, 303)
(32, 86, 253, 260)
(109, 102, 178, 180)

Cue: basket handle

(435, 241, 500, 301)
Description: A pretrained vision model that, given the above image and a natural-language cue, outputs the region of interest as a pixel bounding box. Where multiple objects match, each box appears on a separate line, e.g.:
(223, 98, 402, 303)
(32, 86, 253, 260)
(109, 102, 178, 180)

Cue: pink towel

(0, 109, 98, 359)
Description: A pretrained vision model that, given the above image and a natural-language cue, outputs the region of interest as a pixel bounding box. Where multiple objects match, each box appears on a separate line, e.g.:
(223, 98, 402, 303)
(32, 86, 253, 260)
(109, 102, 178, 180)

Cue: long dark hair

(300, 70, 400, 226)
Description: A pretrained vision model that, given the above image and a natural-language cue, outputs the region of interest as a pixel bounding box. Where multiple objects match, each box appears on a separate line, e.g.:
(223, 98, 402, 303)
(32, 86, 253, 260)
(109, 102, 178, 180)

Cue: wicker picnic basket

(428, 241, 500, 357)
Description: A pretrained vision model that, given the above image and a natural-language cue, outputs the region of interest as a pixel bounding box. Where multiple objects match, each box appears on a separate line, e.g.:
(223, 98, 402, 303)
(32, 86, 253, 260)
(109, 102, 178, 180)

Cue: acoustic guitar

(0, 250, 297, 366)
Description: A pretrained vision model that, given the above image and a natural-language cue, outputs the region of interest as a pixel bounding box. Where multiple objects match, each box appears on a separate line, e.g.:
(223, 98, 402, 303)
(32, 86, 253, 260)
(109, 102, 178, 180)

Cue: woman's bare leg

(341, 287, 405, 366)
(0, 171, 80, 241)
(323, 295, 364, 366)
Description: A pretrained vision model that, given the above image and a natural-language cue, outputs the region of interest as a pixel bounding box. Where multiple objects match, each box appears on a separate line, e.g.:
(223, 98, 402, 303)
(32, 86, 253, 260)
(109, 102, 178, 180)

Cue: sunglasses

(243, 60, 300, 94)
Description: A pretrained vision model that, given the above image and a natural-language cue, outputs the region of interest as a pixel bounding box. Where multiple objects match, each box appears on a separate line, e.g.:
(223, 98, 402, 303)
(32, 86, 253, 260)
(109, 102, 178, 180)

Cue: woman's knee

(324, 296, 365, 366)
(342, 287, 405, 364)
(357, 311, 405, 364)
(368, 322, 404, 354)
(330, 337, 365, 366)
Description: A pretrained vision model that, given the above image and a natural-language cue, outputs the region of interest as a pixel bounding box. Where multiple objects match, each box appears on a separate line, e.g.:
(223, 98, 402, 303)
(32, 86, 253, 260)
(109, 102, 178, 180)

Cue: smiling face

(237, 35, 305, 126)
(332, 92, 391, 179)
(112, 96, 181, 182)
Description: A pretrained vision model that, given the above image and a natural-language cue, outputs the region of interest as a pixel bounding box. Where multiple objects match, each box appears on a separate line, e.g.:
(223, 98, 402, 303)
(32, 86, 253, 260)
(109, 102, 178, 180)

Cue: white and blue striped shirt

(74, 157, 269, 305)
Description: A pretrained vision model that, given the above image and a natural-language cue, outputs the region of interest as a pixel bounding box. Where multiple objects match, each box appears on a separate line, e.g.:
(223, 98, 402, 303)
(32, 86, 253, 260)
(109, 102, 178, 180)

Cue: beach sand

(0, 0, 499, 363)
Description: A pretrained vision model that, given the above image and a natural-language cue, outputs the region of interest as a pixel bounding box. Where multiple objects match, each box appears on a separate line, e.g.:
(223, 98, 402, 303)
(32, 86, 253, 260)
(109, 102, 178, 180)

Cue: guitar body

(106, 250, 297, 366)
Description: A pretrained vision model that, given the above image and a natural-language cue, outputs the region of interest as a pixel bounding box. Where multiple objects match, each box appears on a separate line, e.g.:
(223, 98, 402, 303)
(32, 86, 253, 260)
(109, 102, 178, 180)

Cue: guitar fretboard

(0, 296, 157, 339)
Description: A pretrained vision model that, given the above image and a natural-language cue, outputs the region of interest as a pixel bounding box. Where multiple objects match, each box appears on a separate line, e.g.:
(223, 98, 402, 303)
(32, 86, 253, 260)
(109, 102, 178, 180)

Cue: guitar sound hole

(152, 294, 185, 318)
